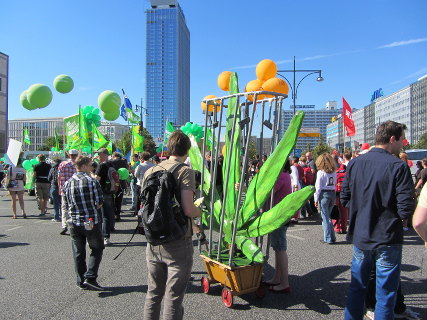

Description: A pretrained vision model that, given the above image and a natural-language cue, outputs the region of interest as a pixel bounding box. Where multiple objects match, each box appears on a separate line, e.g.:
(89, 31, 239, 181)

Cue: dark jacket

(341, 147, 415, 250)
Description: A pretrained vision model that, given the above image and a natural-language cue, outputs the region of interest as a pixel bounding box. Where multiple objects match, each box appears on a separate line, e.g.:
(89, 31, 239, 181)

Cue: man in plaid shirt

(58, 149, 78, 235)
(62, 156, 105, 291)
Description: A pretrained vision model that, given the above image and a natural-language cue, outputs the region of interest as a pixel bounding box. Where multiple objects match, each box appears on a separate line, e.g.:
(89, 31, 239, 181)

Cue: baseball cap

(69, 149, 79, 155)
(97, 148, 110, 155)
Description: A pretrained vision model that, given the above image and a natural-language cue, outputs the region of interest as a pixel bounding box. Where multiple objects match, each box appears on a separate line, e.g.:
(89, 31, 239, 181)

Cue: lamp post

(277, 56, 324, 117)
(135, 98, 147, 135)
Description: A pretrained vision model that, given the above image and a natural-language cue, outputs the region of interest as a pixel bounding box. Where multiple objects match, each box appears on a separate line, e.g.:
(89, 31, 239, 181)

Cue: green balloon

(30, 158, 39, 165)
(22, 160, 32, 170)
(27, 84, 52, 108)
(102, 109, 120, 121)
(53, 74, 74, 94)
(83, 105, 93, 114)
(118, 168, 129, 180)
(92, 108, 100, 115)
(98, 90, 121, 113)
(20, 90, 37, 110)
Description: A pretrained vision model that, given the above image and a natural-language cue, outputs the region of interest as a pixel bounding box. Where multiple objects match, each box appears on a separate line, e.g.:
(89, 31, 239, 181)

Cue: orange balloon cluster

(217, 71, 233, 91)
(201, 95, 221, 113)
(244, 59, 289, 102)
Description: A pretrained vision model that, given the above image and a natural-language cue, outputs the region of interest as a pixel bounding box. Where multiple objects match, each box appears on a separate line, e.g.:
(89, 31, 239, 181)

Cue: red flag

(342, 97, 356, 137)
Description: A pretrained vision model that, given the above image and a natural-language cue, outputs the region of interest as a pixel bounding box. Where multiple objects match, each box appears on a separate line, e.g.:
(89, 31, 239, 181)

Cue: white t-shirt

(290, 166, 300, 190)
(135, 161, 155, 186)
(314, 170, 336, 202)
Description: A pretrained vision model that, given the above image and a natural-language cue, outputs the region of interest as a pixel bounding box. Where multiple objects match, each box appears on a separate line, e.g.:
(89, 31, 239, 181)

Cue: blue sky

(1, 0, 427, 131)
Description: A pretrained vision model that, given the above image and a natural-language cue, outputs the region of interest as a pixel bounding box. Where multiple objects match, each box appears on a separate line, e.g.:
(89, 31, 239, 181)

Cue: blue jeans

(344, 245, 402, 320)
(319, 190, 336, 243)
(101, 193, 115, 239)
(69, 223, 104, 285)
(50, 186, 61, 221)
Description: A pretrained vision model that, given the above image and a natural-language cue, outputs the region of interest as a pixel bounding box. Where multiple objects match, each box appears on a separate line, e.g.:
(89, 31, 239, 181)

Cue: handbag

(331, 205, 340, 220)
(5, 167, 16, 189)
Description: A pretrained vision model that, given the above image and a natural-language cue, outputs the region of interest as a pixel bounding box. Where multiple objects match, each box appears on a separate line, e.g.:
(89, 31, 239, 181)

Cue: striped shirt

(62, 172, 103, 226)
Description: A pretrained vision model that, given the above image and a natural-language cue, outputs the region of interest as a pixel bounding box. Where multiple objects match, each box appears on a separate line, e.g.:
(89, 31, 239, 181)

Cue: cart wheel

(255, 284, 266, 298)
(201, 277, 210, 294)
(221, 288, 233, 308)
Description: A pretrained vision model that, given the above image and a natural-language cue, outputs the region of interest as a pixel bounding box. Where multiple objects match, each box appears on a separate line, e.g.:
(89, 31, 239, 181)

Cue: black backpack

(140, 163, 189, 245)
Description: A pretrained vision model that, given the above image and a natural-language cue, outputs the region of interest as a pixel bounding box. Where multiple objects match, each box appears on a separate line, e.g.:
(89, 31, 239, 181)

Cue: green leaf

(237, 111, 305, 229)
(234, 235, 264, 263)
(238, 186, 315, 238)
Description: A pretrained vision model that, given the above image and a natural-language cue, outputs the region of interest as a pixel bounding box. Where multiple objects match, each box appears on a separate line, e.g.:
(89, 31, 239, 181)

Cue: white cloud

(387, 67, 427, 86)
(378, 38, 427, 49)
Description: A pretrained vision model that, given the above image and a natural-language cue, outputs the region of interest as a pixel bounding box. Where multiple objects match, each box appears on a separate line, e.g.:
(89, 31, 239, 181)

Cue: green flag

(132, 125, 145, 152)
(163, 121, 175, 146)
(79, 106, 90, 144)
(93, 125, 108, 150)
(126, 108, 140, 124)
(54, 128, 60, 150)
(106, 141, 112, 154)
(64, 114, 79, 147)
(23, 128, 31, 145)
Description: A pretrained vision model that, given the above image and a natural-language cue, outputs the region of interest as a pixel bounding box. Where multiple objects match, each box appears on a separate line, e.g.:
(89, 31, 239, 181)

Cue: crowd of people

(1, 120, 427, 319)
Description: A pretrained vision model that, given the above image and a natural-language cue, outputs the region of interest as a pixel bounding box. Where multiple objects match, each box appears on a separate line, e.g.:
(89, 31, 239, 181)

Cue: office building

(145, 0, 190, 143)
(0, 52, 8, 154)
(8, 118, 64, 152)
(326, 75, 427, 149)
(280, 102, 341, 152)
(8, 117, 128, 152)
(98, 121, 129, 142)
(411, 75, 427, 143)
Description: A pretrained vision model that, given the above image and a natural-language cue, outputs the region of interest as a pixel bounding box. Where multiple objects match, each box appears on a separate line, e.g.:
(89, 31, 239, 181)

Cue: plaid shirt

(58, 159, 76, 195)
(62, 172, 103, 226)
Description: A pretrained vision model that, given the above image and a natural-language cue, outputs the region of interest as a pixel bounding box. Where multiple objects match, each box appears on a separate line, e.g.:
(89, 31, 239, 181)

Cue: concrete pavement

(0, 190, 426, 319)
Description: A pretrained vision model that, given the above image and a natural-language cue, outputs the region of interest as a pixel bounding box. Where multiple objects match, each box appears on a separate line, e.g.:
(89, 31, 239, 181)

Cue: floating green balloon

(30, 158, 39, 166)
(98, 90, 121, 113)
(53, 74, 74, 94)
(20, 90, 37, 110)
(118, 168, 129, 180)
(22, 160, 32, 171)
(27, 84, 52, 108)
(102, 109, 120, 121)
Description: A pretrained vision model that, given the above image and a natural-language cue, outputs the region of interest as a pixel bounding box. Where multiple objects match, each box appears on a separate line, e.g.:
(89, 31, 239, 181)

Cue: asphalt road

(0, 190, 426, 320)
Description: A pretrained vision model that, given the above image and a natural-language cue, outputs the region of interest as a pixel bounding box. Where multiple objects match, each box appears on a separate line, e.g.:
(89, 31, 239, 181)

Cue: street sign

(298, 127, 320, 137)
(294, 149, 301, 157)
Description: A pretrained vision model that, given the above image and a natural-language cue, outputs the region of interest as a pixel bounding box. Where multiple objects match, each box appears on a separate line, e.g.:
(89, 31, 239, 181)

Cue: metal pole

(208, 99, 225, 257)
(228, 95, 258, 266)
(217, 95, 241, 263)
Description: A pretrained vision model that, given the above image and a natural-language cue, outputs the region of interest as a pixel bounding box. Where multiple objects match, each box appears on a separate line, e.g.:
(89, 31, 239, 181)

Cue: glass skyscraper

(146, 0, 190, 142)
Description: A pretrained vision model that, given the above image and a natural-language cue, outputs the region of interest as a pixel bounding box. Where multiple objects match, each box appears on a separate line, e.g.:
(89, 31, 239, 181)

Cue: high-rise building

(0, 52, 8, 154)
(145, 0, 190, 143)
(280, 102, 341, 152)
(411, 75, 427, 143)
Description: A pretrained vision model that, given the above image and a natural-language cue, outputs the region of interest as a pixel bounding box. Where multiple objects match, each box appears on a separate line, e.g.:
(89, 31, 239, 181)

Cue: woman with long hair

(314, 153, 337, 244)
(6, 158, 27, 219)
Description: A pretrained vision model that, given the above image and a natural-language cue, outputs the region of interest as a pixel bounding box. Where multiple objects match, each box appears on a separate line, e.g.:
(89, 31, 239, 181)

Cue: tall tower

(146, 0, 190, 143)
(0, 52, 8, 154)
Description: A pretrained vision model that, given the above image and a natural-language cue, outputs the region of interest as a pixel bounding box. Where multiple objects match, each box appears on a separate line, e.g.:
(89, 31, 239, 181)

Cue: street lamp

(135, 98, 148, 135)
(277, 56, 324, 117)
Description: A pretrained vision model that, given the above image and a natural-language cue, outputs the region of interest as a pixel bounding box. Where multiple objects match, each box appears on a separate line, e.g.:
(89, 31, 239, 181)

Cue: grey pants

(143, 239, 193, 320)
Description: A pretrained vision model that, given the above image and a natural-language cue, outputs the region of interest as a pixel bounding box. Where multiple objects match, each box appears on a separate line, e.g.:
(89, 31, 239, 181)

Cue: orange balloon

(256, 59, 277, 81)
(217, 71, 233, 91)
(261, 77, 289, 98)
(245, 79, 265, 102)
(201, 95, 221, 113)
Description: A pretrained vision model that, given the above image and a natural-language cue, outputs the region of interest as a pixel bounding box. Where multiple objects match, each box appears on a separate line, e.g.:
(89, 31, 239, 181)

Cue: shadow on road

(98, 284, 148, 298)
(0, 241, 30, 249)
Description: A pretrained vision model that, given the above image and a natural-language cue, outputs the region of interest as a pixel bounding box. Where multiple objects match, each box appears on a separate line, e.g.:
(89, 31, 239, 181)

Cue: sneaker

(52, 219, 60, 222)
(77, 282, 87, 290)
(365, 310, 375, 320)
(395, 307, 421, 320)
(60, 227, 68, 235)
(83, 279, 104, 291)
(38, 212, 46, 217)
(104, 238, 111, 246)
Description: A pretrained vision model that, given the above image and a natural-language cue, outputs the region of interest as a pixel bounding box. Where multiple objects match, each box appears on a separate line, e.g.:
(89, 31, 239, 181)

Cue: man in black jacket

(341, 121, 415, 320)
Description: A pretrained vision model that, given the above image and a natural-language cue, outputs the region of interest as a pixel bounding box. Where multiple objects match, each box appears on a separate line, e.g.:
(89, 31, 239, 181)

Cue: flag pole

(161, 116, 168, 158)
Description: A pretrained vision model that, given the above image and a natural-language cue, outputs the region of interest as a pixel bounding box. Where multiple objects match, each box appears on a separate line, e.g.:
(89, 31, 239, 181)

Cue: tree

(113, 127, 156, 156)
(412, 132, 427, 149)
(312, 135, 332, 159)
(40, 136, 64, 151)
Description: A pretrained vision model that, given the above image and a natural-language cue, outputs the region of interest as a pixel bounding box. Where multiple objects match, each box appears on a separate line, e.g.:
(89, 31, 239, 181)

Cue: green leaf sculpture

(187, 73, 314, 265)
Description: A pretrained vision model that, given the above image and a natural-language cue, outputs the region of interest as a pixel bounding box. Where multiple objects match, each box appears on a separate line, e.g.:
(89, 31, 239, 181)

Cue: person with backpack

(299, 156, 314, 217)
(48, 158, 62, 222)
(141, 130, 201, 320)
(33, 154, 52, 217)
(134, 152, 155, 216)
(111, 152, 129, 222)
(94, 148, 117, 246)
